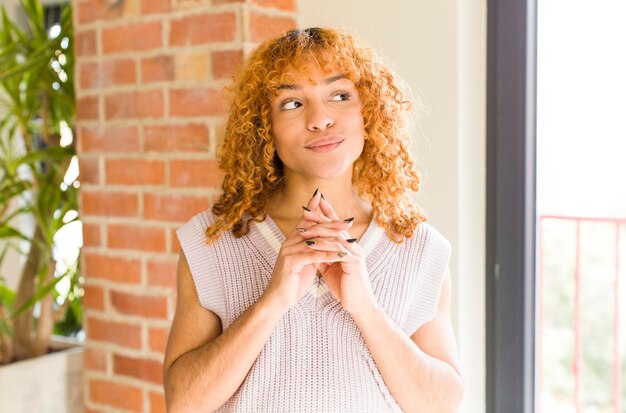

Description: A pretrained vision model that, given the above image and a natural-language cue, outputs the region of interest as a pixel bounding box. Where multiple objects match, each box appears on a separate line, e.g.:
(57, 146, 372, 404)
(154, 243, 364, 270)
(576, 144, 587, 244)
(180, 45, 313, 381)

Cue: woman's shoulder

(397, 220, 451, 255)
(417, 221, 449, 241)
(177, 207, 221, 245)
(416, 221, 452, 258)
(179, 207, 255, 245)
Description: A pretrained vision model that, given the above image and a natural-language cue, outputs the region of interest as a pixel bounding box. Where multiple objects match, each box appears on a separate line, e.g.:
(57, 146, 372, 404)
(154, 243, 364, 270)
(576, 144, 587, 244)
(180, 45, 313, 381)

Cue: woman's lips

(305, 138, 345, 153)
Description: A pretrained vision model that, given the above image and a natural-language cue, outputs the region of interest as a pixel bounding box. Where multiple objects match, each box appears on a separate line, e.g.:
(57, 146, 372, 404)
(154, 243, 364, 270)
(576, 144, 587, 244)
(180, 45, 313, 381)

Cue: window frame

(486, 0, 538, 411)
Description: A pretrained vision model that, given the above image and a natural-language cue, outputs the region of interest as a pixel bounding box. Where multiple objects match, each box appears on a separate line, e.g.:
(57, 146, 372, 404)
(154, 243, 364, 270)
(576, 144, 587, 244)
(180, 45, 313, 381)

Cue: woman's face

(269, 62, 366, 182)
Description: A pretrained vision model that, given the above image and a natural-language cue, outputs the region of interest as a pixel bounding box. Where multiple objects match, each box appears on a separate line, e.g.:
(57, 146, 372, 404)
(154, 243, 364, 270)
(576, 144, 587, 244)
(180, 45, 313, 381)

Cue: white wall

(298, 1, 486, 412)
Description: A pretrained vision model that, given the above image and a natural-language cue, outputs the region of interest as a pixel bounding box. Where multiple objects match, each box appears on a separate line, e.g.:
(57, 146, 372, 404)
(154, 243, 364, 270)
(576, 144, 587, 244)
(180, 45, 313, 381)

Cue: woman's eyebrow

(277, 74, 347, 90)
(324, 74, 347, 84)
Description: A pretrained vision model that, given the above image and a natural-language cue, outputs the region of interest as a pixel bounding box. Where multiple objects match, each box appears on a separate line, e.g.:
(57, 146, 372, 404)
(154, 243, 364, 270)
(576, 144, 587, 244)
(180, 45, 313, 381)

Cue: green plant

(0, 0, 81, 363)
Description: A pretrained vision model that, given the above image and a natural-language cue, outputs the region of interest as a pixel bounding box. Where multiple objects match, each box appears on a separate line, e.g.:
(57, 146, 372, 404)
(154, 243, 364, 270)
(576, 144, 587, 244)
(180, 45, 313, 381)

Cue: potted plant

(0, 0, 83, 410)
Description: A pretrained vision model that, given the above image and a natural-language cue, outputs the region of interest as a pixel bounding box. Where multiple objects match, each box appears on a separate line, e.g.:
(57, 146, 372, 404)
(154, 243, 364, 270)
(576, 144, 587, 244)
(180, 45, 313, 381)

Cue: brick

(78, 156, 100, 184)
(141, 55, 175, 83)
(86, 317, 142, 349)
(250, 12, 295, 42)
(110, 290, 168, 319)
(75, 30, 97, 57)
(145, 124, 209, 152)
(148, 326, 170, 353)
(89, 379, 143, 412)
(144, 193, 208, 222)
(108, 224, 166, 252)
(170, 159, 223, 188)
(114, 354, 163, 385)
(149, 391, 167, 413)
(141, 0, 171, 15)
(106, 159, 166, 186)
(105, 90, 164, 120)
(81, 190, 139, 217)
(103, 22, 162, 54)
(252, 0, 296, 11)
(84, 346, 107, 372)
(212, 49, 243, 80)
(79, 59, 137, 90)
(83, 284, 105, 311)
(80, 125, 140, 152)
(82, 222, 101, 247)
(174, 50, 210, 82)
(147, 259, 178, 289)
(170, 13, 236, 46)
(84, 253, 142, 284)
(102, 58, 137, 86)
(79, 62, 99, 90)
(76, 96, 99, 121)
(169, 88, 224, 117)
(77, 0, 133, 24)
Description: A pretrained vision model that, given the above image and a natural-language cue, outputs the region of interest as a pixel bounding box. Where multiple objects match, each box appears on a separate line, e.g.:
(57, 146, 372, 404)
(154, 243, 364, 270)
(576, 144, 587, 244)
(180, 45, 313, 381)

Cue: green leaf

(0, 224, 30, 241)
(13, 271, 64, 318)
(17, 145, 74, 166)
(0, 280, 16, 309)
(20, 0, 46, 41)
(0, 180, 31, 205)
(0, 49, 51, 82)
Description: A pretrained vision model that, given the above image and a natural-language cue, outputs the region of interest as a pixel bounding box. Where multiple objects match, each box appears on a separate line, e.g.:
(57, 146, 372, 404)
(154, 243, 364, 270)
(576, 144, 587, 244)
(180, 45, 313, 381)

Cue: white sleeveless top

(177, 210, 451, 413)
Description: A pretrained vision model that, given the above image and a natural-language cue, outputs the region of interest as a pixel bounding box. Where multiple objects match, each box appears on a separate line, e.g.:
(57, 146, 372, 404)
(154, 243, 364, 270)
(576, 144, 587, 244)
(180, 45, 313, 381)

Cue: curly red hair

(207, 27, 426, 243)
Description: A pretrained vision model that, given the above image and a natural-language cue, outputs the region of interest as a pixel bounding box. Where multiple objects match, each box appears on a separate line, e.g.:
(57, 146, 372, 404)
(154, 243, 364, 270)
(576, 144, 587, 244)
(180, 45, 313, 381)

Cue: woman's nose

(306, 102, 334, 131)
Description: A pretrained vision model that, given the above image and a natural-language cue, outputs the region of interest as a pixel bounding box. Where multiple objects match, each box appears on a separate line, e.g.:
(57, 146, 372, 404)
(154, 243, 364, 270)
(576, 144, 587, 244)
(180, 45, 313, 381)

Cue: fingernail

(346, 238, 357, 243)
(321, 193, 327, 202)
(302, 206, 311, 212)
(337, 252, 347, 258)
(296, 227, 307, 233)
(311, 188, 319, 198)
(306, 240, 316, 245)
(343, 217, 354, 223)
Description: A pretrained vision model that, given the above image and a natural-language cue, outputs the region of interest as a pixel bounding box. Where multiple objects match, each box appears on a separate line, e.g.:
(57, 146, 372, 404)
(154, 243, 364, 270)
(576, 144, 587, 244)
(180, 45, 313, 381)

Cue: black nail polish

(321, 193, 327, 202)
(346, 238, 357, 243)
(337, 252, 347, 258)
(311, 188, 319, 198)
(296, 227, 307, 233)
(343, 217, 354, 223)
(302, 206, 311, 212)
(305, 240, 316, 245)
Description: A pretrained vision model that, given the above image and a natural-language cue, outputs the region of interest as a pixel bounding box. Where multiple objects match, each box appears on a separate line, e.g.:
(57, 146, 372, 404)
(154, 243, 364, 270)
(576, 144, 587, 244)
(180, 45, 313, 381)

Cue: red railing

(538, 215, 625, 413)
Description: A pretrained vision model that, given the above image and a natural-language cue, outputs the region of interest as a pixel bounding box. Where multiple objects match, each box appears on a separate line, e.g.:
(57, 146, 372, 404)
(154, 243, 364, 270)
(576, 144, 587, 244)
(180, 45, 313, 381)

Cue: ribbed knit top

(176, 209, 451, 413)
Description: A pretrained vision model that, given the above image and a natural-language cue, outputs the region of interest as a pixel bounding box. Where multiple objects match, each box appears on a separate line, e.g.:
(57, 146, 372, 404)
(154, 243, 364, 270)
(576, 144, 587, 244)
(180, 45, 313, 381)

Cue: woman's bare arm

(163, 252, 285, 412)
(351, 269, 463, 412)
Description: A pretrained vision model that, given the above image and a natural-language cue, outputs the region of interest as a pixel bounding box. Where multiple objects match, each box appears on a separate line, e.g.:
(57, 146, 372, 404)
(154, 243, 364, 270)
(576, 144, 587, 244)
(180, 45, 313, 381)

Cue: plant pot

(0, 336, 84, 413)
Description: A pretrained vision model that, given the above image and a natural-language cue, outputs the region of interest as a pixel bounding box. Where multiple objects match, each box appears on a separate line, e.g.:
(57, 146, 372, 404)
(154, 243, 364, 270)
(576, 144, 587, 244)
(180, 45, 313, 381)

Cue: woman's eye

(280, 100, 301, 110)
(330, 92, 351, 102)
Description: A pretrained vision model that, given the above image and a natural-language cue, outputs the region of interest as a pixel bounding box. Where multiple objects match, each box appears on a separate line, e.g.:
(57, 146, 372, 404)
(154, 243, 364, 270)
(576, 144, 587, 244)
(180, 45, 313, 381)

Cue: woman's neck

(267, 172, 371, 222)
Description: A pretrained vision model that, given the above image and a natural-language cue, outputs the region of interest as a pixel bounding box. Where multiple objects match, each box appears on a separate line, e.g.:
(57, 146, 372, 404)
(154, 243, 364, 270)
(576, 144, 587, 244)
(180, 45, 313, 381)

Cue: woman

(163, 27, 463, 412)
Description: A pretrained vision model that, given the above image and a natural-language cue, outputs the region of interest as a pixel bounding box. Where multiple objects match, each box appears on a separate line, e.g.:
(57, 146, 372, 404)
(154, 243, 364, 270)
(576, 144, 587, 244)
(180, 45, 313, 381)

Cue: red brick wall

(73, 1, 296, 411)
